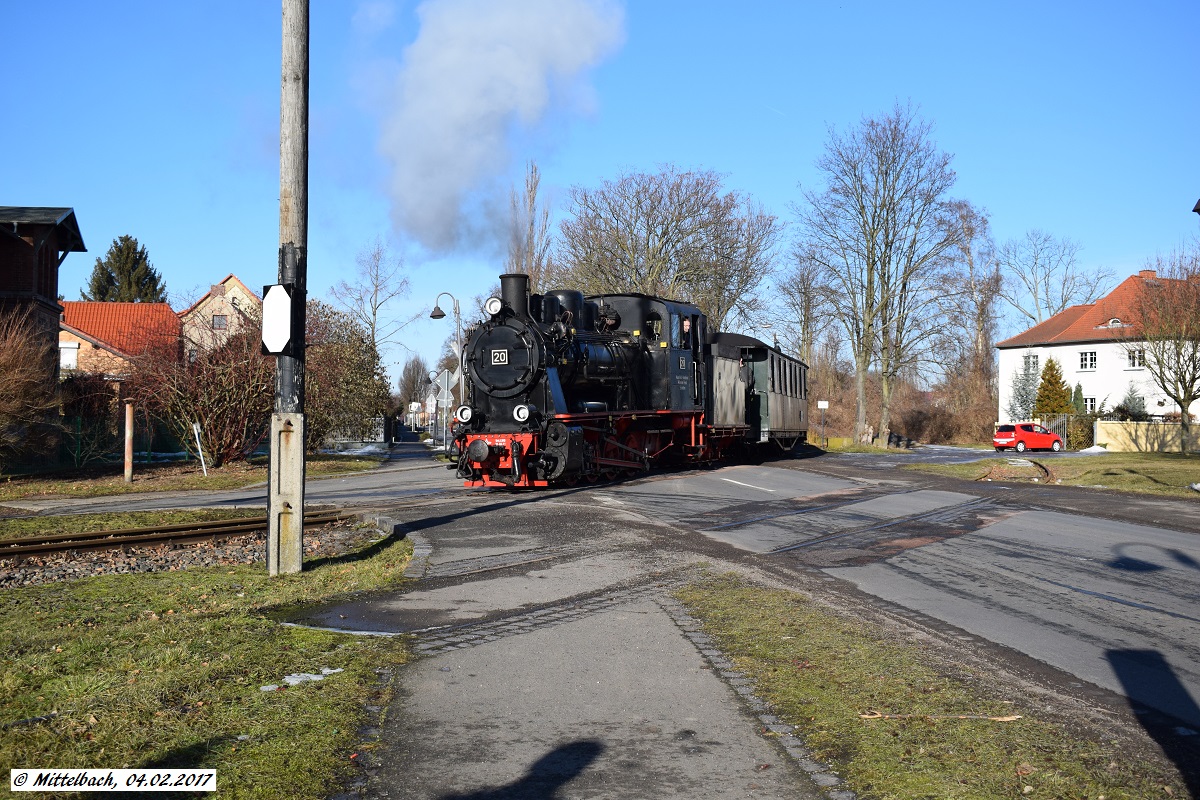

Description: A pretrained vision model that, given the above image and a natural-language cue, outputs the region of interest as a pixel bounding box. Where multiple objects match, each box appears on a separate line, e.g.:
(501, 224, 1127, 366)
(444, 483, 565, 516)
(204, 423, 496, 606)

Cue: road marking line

(721, 478, 775, 492)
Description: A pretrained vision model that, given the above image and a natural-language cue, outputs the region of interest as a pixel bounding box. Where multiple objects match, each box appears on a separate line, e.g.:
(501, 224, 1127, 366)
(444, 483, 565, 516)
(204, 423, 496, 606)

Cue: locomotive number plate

(492, 349, 509, 365)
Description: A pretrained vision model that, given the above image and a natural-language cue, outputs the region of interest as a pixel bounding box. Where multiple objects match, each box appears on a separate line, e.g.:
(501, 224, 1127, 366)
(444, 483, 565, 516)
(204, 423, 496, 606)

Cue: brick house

(59, 301, 182, 379)
(0, 207, 87, 379)
(996, 270, 1200, 422)
(178, 274, 261, 358)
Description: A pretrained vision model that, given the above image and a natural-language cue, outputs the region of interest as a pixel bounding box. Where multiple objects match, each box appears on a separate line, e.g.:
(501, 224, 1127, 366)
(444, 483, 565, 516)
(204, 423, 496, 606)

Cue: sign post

(431, 369, 456, 448)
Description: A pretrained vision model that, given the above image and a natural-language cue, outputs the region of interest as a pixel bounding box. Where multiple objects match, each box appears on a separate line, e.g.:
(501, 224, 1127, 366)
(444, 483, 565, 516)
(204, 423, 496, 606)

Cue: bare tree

(397, 354, 430, 413)
(305, 300, 391, 449)
(131, 319, 272, 468)
(995, 229, 1112, 326)
(794, 103, 962, 442)
(941, 202, 1001, 379)
(936, 201, 1002, 437)
(775, 240, 834, 364)
(0, 307, 59, 470)
(1124, 245, 1200, 453)
(505, 160, 559, 292)
(332, 238, 419, 356)
(557, 165, 782, 330)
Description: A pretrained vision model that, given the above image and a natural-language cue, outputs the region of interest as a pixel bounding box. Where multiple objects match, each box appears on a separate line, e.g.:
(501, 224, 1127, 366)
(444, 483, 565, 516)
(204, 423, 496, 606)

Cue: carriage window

(645, 313, 662, 340)
(769, 354, 776, 391)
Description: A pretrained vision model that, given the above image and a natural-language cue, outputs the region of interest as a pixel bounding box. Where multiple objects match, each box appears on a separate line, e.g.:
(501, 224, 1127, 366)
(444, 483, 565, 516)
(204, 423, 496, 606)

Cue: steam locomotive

(450, 273, 808, 488)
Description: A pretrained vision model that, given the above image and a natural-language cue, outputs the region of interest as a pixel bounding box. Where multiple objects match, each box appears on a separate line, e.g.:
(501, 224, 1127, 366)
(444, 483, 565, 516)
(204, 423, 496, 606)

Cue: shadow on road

(437, 740, 605, 800)
(1108, 542, 1200, 574)
(1107, 649, 1200, 798)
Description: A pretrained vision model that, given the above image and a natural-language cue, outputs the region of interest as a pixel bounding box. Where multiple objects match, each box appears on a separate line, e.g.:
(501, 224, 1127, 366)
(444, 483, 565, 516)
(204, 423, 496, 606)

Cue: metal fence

(1037, 413, 1096, 450)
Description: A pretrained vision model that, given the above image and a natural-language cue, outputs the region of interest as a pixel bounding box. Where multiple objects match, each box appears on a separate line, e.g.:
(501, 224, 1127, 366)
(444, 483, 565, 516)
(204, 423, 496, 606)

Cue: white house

(996, 269, 1199, 422)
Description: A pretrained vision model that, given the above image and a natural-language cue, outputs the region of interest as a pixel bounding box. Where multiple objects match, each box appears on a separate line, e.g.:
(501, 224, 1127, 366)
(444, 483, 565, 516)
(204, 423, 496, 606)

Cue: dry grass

(0, 453, 386, 504)
(1, 526, 413, 799)
(905, 452, 1200, 498)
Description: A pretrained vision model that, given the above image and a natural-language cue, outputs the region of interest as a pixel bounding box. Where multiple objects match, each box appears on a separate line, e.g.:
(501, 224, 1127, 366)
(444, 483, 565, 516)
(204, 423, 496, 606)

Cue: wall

(1095, 420, 1200, 453)
(59, 330, 133, 376)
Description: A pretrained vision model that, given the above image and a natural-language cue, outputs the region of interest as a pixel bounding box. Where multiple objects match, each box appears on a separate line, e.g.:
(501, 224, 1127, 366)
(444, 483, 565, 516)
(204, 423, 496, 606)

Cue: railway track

(0, 510, 357, 560)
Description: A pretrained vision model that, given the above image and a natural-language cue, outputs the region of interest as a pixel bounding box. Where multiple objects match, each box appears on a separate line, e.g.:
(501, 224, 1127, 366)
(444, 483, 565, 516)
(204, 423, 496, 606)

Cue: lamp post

(430, 293, 462, 449)
(430, 292, 462, 374)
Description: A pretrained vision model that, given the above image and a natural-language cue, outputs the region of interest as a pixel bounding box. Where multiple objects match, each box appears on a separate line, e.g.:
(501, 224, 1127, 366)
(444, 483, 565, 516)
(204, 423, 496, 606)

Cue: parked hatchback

(993, 423, 1063, 453)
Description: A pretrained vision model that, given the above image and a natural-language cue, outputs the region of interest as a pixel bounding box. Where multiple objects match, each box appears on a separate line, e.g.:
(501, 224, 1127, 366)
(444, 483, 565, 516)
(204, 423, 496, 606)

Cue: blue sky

(5, 1, 1198, 379)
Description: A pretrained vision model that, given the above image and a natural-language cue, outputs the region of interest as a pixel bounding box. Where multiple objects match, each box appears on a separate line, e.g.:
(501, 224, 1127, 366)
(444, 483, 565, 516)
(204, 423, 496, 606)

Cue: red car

(993, 423, 1063, 453)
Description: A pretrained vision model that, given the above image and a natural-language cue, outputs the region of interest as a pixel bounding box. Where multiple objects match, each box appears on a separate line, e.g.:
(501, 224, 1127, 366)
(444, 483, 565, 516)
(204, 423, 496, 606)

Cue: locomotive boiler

(451, 273, 807, 488)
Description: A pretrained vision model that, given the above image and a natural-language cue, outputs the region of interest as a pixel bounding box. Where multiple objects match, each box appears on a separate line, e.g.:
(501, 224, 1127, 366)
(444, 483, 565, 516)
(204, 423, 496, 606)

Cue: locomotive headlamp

(513, 404, 537, 423)
(455, 405, 474, 423)
(484, 296, 503, 316)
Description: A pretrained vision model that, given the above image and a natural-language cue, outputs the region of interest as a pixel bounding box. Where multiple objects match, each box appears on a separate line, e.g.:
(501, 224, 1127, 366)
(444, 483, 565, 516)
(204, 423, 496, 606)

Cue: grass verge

(0, 453, 386, 504)
(676, 574, 1185, 799)
(1, 531, 413, 799)
(903, 452, 1200, 498)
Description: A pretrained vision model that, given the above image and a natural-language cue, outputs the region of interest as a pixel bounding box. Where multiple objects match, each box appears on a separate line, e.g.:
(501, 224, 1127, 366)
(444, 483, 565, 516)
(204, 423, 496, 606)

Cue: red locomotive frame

(459, 409, 748, 489)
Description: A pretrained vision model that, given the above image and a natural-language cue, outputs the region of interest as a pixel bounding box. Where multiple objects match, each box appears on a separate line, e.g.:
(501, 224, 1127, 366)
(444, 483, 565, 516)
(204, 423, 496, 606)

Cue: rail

(0, 510, 357, 560)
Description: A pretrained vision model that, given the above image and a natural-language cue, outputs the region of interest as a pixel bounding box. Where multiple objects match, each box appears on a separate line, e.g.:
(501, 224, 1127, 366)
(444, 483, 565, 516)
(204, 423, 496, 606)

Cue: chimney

(1138, 269, 1157, 279)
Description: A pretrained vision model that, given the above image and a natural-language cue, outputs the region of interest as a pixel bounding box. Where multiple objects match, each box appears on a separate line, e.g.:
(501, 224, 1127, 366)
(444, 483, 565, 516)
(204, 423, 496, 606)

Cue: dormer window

(1109, 318, 1121, 326)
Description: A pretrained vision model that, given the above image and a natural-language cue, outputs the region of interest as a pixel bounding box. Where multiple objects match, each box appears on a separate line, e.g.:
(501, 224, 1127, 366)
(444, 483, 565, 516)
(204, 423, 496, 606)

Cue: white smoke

(378, 0, 625, 252)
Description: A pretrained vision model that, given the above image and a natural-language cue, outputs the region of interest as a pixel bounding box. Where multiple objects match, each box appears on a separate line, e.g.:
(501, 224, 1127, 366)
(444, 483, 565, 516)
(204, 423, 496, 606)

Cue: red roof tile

(996, 272, 1168, 348)
(61, 302, 181, 357)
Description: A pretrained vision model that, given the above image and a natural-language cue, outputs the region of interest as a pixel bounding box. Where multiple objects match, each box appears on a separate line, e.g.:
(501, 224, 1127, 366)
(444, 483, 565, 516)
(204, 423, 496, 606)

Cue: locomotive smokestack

(500, 273, 530, 318)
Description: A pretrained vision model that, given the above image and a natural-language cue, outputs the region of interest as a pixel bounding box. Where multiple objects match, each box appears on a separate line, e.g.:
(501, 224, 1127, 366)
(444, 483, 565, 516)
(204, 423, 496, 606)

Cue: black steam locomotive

(451, 273, 808, 488)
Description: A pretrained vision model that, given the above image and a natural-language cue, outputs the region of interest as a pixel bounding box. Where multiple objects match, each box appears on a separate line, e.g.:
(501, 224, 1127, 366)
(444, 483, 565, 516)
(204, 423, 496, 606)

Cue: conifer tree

(82, 235, 168, 302)
(1034, 358, 1073, 416)
(1005, 362, 1039, 421)
(1071, 383, 1085, 415)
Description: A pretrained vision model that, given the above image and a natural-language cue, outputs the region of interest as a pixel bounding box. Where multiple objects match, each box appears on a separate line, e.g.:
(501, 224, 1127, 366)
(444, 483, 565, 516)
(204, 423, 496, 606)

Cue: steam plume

(378, 0, 625, 252)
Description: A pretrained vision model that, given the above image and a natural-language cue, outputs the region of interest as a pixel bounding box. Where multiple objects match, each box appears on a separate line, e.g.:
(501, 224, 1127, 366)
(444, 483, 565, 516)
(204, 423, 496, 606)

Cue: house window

(60, 343, 79, 370)
(212, 314, 228, 330)
(1084, 397, 1097, 413)
(1079, 351, 1096, 370)
(188, 348, 198, 363)
(1023, 353, 1039, 373)
(1128, 349, 1145, 368)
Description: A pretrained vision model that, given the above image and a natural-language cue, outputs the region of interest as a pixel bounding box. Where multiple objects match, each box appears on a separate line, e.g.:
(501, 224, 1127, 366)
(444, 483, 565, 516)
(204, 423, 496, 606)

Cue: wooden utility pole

(268, 0, 309, 575)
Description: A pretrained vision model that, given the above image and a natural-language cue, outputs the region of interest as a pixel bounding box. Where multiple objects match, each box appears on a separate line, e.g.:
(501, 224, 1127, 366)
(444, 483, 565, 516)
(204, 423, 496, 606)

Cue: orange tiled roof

(996, 272, 1161, 349)
(61, 301, 181, 357)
